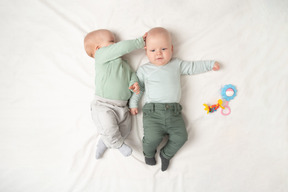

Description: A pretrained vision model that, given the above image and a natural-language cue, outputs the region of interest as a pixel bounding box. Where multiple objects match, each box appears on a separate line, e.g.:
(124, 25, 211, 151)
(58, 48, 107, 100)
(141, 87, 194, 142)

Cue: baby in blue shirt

(129, 27, 220, 171)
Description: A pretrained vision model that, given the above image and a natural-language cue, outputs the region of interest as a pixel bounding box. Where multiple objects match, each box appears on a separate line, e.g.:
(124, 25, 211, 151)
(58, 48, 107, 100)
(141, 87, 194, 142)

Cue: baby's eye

(150, 50, 155, 52)
(162, 48, 167, 51)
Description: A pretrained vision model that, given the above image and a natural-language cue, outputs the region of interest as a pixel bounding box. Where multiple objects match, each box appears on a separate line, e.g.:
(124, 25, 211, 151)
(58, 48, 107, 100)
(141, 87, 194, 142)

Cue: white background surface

(0, 0, 287, 191)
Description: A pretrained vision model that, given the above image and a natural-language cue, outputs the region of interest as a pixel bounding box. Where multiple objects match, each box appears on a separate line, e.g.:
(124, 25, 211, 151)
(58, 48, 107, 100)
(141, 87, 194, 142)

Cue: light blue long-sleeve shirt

(129, 58, 215, 108)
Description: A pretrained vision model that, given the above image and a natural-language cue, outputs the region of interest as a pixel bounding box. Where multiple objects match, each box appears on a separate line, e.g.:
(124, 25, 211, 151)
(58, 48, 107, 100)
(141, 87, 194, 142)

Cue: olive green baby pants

(142, 103, 188, 160)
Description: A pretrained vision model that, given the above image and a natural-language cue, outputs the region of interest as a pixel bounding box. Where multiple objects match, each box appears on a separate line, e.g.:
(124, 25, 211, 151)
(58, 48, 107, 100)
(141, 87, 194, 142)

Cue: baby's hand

(213, 62, 220, 71)
(143, 32, 148, 47)
(130, 108, 138, 115)
(129, 82, 140, 94)
(143, 32, 148, 42)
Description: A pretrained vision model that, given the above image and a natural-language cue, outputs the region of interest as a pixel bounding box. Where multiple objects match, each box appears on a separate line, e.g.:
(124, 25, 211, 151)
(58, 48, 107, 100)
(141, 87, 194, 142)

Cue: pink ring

(221, 106, 231, 116)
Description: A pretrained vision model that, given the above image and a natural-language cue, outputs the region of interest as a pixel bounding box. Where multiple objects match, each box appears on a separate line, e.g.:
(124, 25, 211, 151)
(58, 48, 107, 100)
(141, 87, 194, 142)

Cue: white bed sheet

(0, 0, 287, 192)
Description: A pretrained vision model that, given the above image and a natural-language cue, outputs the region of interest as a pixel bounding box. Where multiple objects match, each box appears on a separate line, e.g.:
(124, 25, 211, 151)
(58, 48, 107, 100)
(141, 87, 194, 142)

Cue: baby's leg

(91, 100, 133, 157)
(118, 108, 132, 139)
(161, 117, 187, 159)
(118, 109, 132, 156)
(91, 102, 124, 148)
(142, 111, 165, 165)
(160, 112, 187, 170)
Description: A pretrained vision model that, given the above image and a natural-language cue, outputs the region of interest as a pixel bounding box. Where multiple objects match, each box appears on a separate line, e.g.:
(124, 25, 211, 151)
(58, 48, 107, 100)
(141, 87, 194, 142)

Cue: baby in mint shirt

(84, 29, 145, 159)
(129, 27, 220, 171)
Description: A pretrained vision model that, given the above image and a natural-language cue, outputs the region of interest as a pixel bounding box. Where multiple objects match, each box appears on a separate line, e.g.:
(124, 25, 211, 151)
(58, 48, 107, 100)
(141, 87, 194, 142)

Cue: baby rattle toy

(203, 99, 225, 114)
(203, 84, 237, 116)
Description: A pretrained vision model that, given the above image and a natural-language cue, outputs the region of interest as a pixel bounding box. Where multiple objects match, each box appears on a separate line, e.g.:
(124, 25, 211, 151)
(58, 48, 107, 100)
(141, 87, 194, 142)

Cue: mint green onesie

(91, 37, 144, 149)
(94, 37, 144, 101)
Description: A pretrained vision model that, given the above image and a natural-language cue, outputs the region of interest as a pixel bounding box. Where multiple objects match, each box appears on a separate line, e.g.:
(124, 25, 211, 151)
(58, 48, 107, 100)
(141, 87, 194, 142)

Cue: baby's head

(145, 27, 173, 66)
(84, 29, 115, 58)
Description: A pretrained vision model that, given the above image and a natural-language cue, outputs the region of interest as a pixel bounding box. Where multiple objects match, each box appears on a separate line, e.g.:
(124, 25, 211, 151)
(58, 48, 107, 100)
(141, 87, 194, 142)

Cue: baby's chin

(150, 58, 171, 66)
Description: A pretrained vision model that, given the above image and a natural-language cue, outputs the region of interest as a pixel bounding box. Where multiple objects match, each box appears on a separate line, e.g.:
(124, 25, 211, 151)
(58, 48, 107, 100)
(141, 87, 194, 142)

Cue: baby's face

(145, 33, 173, 66)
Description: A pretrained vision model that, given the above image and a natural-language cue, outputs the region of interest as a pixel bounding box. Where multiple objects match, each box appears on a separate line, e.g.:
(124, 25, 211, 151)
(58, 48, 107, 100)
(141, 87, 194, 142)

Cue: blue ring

(221, 84, 237, 101)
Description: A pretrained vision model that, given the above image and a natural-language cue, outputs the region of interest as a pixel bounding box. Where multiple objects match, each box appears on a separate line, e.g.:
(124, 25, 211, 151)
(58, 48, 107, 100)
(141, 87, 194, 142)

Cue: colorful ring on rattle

(221, 101, 231, 116)
(203, 84, 237, 116)
(221, 84, 237, 101)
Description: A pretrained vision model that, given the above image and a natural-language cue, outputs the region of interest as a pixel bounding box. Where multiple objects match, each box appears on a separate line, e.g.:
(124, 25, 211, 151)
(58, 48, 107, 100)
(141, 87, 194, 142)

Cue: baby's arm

(129, 68, 145, 115)
(95, 37, 145, 63)
(179, 59, 219, 75)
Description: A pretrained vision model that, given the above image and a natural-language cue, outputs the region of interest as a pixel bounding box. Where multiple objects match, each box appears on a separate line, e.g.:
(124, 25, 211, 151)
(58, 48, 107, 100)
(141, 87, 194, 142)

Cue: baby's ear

(171, 45, 174, 52)
(144, 46, 147, 50)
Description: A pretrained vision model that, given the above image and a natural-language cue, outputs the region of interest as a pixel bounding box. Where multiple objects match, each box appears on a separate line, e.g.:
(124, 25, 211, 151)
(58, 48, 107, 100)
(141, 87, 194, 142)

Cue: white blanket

(0, 0, 287, 191)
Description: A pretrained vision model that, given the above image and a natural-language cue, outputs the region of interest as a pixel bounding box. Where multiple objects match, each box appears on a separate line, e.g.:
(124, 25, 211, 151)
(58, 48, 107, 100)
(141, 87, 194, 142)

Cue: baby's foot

(160, 153, 170, 171)
(95, 139, 107, 159)
(118, 143, 132, 157)
(145, 157, 156, 165)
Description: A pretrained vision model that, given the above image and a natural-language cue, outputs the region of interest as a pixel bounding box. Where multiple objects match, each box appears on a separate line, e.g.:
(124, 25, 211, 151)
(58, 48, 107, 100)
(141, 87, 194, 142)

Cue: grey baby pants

(91, 95, 131, 148)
